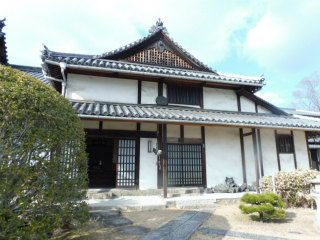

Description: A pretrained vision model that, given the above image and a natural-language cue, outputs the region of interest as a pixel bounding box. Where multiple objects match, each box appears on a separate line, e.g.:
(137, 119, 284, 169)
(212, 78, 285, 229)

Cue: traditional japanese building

(23, 20, 320, 190)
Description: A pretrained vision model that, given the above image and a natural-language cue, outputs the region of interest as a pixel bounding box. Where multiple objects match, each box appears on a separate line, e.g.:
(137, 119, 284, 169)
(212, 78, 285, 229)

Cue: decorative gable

(125, 46, 194, 69)
(97, 19, 213, 72)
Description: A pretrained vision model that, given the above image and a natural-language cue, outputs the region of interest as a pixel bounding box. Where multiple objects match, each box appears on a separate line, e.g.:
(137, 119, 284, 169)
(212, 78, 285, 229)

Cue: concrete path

(198, 228, 292, 240)
(87, 192, 246, 211)
(141, 210, 212, 240)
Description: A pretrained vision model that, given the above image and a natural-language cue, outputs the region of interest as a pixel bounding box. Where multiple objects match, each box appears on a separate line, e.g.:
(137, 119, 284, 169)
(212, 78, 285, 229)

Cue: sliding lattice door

(116, 139, 137, 188)
(167, 144, 203, 187)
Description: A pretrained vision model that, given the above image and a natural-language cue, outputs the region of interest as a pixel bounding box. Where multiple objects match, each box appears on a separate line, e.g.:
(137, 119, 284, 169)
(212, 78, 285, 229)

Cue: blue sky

(1, 0, 320, 109)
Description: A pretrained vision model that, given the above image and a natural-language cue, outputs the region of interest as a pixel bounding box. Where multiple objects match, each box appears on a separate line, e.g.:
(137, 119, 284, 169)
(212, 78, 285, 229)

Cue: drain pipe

(60, 62, 67, 97)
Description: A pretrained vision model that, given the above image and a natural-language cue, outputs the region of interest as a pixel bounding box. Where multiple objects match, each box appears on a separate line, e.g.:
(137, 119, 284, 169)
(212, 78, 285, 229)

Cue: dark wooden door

(87, 138, 116, 188)
(167, 144, 203, 187)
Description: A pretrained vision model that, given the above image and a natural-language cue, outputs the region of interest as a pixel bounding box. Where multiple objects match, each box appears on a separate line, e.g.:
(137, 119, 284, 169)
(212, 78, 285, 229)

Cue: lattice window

(125, 48, 194, 69)
(278, 134, 294, 153)
(167, 85, 201, 105)
(116, 139, 136, 187)
(167, 144, 203, 187)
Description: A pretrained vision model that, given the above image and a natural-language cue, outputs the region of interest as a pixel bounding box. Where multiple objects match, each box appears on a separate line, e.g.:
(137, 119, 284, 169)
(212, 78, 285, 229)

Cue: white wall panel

(203, 88, 238, 111)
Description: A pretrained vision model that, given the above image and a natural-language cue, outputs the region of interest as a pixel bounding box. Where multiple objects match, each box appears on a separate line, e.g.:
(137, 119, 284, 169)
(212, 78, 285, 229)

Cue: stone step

(87, 187, 205, 199)
(89, 209, 121, 221)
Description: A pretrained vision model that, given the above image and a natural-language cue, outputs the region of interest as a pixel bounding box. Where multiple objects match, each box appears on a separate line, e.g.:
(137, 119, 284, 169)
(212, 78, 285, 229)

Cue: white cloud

(256, 91, 285, 106)
(244, 0, 320, 76)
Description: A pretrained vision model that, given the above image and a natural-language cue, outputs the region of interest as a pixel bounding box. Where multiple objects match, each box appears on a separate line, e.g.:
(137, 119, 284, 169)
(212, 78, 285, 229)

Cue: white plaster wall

(277, 129, 291, 134)
(243, 128, 256, 184)
(141, 123, 157, 132)
(66, 74, 138, 103)
(103, 121, 137, 130)
(279, 154, 295, 171)
(139, 138, 158, 189)
(167, 124, 180, 138)
(141, 81, 157, 104)
(82, 120, 99, 129)
(240, 96, 256, 112)
(184, 126, 201, 139)
(163, 83, 167, 97)
(257, 105, 271, 113)
(259, 129, 278, 176)
(294, 131, 310, 169)
(203, 88, 238, 111)
(205, 127, 243, 186)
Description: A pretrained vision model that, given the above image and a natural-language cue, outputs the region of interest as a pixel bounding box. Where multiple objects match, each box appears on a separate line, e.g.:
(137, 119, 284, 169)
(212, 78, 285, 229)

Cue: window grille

(167, 85, 201, 105)
(125, 48, 193, 69)
(278, 134, 294, 153)
(116, 139, 136, 187)
(167, 144, 203, 187)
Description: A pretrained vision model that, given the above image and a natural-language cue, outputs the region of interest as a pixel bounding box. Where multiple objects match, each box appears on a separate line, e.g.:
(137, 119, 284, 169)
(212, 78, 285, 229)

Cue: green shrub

(239, 193, 286, 221)
(260, 169, 319, 207)
(0, 65, 89, 239)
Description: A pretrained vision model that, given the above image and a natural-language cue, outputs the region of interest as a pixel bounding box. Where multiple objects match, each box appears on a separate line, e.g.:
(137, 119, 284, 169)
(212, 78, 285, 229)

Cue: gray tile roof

(10, 65, 50, 85)
(42, 54, 264, 87)
(70, 100, 320, 131)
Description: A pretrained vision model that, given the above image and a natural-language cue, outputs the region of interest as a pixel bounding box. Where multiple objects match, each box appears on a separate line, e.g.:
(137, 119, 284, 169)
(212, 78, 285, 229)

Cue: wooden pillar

(239, 128, 247, 183)
(157, 124, 163, 189)
(138, 80, 141, 104)
(274, 130, 281, 171)
(257, 129, 264, 177)
(201, 126, 207, 188)
(291, 131, 298, 169)
(135, 123, 141, 189)
(162, 124, 168, 198)
(252, 128, 260, 193)
(305, 132, 312, 169)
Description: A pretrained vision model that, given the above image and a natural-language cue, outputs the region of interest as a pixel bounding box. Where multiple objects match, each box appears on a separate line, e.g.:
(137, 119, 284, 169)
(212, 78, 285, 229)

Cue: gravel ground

(190, 203, 320, 240)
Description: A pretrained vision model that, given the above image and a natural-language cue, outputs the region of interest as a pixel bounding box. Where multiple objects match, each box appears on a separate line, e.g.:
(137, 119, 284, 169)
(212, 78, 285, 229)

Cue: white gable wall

(203, 88, 238, 111)
(66, 74, 138, 103)
(141, 81, 157, 104)
(257, 105, 272, 113)
(240, 96, 256, 112)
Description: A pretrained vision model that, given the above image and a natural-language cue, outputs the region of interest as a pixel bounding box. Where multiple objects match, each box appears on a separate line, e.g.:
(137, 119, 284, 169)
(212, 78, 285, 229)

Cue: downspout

(60, 62, 67, 97)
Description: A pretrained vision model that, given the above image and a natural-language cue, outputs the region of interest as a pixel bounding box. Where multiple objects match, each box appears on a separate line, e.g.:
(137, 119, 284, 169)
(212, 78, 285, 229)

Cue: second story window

(167, 85, 201, 105)
(278, 134, 294, 153)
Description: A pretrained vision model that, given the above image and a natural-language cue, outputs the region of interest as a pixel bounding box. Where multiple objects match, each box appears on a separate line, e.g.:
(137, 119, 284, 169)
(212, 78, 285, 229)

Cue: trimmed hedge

(0, 65, 88, 239)
(261, 169, 320, 208)
(239, 193, 286, 221)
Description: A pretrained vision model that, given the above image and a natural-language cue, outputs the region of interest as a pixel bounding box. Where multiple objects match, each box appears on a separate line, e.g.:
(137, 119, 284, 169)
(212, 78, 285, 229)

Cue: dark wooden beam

(257, 129, 264, 177)
(237, 92, 241, 112)
(305, 132, 312, 169)
(252, 128, 260, 193)
(199, 87, 204, 109)
(180, 125, 184, 143)
(201, 126, 207, 188)
(243, 132, 253, 137)
(85, 129, 157, 138)
(255, 102, 258, 113)
(291, 131, 298, 169)
(275, 130, 281, 171)
(99, 121, 103, 131)
(158, 79, 163, 97)
(138, 80, 141, 104)
(163, 124, 168, 198)
(239, 128, 247, 183)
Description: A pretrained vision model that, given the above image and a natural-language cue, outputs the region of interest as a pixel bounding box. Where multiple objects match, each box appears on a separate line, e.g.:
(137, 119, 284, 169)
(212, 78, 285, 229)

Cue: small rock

(90, 210, 120, 221)
(213, 184, 229, 193)
(204, 188, 213, 194)
(239, 183, 247, 192)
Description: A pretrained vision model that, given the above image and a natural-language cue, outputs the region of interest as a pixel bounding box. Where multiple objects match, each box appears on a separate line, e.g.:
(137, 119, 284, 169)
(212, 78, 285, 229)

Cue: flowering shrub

(260, 169, 319, 207)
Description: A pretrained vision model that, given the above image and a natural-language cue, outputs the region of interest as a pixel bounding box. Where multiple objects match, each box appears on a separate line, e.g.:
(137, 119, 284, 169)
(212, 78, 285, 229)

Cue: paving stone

(117, 225, 150, 235)
(102, 217, 133, 227)
(141, 210, 211, 240)
(198, 228, 291, 240)
(90, 210, 120, 221)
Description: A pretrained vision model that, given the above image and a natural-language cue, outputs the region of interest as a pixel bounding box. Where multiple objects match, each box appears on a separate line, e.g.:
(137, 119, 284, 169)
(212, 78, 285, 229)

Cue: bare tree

(293, 72, 320, 111)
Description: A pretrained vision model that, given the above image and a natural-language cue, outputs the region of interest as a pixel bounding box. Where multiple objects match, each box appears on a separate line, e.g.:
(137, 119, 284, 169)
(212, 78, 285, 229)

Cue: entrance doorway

(86, 136, 138, 188)
(87, 138, 116, 188)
